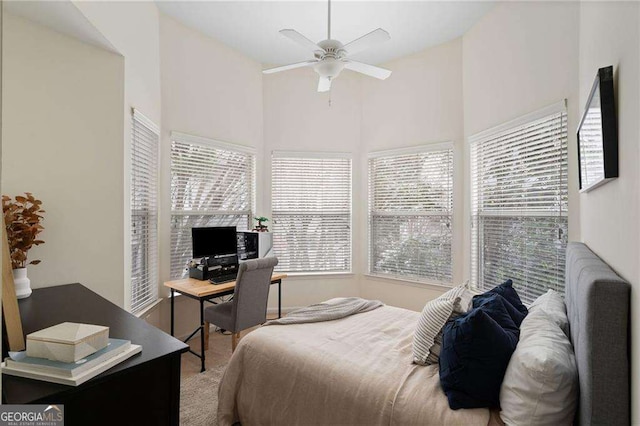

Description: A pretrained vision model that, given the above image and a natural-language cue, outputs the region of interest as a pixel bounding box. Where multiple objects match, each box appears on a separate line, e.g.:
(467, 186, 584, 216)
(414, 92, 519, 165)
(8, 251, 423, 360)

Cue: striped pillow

(413, 285, 470, 366)
(426, 309, 464, 364)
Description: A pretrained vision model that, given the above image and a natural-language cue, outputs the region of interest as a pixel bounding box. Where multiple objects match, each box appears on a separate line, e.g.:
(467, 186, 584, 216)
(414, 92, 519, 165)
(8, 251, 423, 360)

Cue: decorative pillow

(528, 289, 569, 335)
(439, 306, 518, 409)
(500, 310, 578, 425)
(473, 293, 526, 328)
(476, 279, 528, 315)
(458, 280, 475, 311)
(424, 309, 463, 364)
(412, 285, 471, 366)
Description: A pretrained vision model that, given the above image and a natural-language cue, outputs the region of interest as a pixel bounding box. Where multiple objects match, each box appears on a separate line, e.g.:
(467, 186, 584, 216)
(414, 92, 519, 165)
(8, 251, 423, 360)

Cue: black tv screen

(577, 65, 618, 192)
(192, 226, 237, 258)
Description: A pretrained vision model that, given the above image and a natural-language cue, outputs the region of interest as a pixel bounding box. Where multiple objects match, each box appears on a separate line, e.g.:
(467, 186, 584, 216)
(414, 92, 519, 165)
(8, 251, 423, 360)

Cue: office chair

(204, 257, 279, 352)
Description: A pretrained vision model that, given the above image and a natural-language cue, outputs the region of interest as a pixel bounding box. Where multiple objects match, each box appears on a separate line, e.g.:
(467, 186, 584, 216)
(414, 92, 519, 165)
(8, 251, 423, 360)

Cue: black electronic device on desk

(189, 226, 240, 283)
(209, 273, 237, 285)
(207, 254, 239, 284)
(192, 226, 237, 259)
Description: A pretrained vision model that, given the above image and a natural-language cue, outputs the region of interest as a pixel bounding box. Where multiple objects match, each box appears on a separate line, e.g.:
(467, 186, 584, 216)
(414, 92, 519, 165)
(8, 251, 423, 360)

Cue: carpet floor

(180, 363, 226, 425)
(179, 322, 271, 425)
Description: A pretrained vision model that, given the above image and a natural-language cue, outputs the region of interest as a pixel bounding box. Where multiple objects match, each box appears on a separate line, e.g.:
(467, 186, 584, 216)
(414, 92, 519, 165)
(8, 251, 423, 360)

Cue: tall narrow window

(130, 110, 160, 313)
(368, 144, 453, 284)
(470, 102, 568, 304)
(271, 152, 352, 273)
(170, 133, 255, 279)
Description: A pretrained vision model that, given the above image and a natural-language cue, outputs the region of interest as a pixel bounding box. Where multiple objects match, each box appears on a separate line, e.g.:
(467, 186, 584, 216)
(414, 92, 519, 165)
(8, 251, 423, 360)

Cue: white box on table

(26, 322, 109, 363)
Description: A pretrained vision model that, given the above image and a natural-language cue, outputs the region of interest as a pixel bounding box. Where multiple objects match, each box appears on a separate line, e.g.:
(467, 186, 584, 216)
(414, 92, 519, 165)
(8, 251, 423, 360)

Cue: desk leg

(278, 280, 282, 319)
(170, 289, 175, 336)
(200, 299, 206, 373)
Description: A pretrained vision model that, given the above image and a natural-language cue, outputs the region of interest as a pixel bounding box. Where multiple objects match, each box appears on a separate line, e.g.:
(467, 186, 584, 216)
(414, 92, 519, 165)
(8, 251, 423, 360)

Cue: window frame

(270, 150, 353, 275)
(130, 109, 160, 314)
(469, 100, 568, 303)
(367, 142, 454, 286)
(169, 131, 256, 279)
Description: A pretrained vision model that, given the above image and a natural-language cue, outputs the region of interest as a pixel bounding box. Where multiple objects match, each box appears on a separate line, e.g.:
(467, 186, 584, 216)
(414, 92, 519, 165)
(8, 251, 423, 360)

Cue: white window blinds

(271, 153, 352, 273)
(369, 144, 453, 284)
(170, 133, 255, 279)
(470, 102, 568, 304)
(130, 110, 159, 313)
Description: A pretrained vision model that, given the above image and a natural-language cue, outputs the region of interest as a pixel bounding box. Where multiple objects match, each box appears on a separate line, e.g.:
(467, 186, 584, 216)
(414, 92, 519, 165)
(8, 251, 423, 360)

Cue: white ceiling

(156, 1, 495, 66)
(5, 0, 117, 54)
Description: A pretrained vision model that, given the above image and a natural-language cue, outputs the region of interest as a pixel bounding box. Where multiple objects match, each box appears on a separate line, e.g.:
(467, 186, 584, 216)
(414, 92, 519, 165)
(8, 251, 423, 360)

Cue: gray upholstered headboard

(565, 242, 630, 425)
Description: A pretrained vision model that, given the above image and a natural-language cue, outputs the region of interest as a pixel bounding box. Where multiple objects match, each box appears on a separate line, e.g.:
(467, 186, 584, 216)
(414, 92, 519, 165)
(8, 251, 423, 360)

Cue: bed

(217, 242, 630, 425)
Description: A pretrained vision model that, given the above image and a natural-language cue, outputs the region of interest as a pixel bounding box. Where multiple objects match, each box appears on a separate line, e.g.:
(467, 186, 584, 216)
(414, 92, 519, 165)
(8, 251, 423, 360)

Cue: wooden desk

(164, 273, 287, 372)
(2, 284, 188, 426)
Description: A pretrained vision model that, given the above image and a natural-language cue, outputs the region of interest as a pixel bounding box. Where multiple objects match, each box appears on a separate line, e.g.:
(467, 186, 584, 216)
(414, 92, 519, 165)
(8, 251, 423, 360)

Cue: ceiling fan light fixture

(313, 58, 345, 80)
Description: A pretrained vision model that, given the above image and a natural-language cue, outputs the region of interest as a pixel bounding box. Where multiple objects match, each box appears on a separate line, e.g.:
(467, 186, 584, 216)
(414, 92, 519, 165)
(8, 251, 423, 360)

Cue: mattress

(217, 305, 494, 426)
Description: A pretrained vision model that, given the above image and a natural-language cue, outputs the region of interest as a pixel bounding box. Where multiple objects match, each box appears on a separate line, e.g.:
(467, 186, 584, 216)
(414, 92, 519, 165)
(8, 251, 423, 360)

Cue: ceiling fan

(263, 0, 392, 92)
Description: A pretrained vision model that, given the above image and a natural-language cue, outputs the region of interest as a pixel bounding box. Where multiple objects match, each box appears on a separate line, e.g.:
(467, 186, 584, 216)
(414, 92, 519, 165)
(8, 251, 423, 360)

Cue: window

(170, 132, 255, 279)
(368, 144, 453, 284)
(271, 152, 352, 273)
(470, 102, 568, 304)
(130, 110, 160, 313)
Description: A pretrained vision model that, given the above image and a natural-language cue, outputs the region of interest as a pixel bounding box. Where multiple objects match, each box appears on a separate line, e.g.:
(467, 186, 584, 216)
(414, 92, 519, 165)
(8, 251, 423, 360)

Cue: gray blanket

(265, 297, 384, 325)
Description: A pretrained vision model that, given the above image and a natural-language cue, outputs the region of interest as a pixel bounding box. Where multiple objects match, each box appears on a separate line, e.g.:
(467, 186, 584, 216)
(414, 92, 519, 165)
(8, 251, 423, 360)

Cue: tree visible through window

(271, 154, 352, 273)
(170, 135, 255, 279)
(470, 102, 568, 304)
(369, 145, 453, 284)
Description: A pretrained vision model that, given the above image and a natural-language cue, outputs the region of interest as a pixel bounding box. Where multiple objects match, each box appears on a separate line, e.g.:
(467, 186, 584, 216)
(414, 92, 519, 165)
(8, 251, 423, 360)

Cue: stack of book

(2, 322, 141, 386)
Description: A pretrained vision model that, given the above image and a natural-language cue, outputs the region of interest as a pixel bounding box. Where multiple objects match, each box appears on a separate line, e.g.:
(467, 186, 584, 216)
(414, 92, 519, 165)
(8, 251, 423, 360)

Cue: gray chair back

(231, 257, 279, 331)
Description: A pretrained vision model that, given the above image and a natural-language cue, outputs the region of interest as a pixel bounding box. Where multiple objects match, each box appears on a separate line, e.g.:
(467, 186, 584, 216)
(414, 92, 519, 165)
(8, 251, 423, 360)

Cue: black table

(2, 284, 189, 426)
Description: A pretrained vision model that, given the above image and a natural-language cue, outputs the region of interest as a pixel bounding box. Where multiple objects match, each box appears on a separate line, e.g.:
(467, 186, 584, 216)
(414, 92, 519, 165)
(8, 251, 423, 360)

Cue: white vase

(13, 267, 32, 299)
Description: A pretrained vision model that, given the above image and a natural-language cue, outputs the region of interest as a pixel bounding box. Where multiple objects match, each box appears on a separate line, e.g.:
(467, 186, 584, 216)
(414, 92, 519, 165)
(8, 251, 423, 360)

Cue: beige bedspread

(218, 305, 495, 426)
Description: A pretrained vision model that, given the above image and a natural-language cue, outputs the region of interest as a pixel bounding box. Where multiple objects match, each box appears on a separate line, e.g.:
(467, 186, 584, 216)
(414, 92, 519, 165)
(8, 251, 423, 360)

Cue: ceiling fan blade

(263, 60, 317, 74)
(280, 29, 324, 53)
(343, 28, 390, 55)
(318, 76, 331, 92)
(344, 60, 392, 80)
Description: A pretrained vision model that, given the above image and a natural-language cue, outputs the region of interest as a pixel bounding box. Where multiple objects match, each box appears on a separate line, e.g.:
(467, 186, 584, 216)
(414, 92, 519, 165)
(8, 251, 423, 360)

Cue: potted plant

(2, 193, 45, 299)
(254, 216, 269, 232)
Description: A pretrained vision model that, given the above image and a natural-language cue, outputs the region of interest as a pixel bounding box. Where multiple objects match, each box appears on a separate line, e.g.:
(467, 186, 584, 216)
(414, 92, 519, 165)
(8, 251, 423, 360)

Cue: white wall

(262, 65, 362, 310)
(461, 1, 580, 280)
(73, 1, 161, 310)
(2, 14, 125, 304)
(578, 3, 640, 423)
(359, 38, 464, 311)
(74, 1, 161, 125)
(151, 14, 265, 337)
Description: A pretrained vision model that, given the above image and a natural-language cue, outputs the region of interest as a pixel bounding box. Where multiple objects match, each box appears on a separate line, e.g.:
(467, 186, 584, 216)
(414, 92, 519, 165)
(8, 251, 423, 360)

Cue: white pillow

(412, 284, 471, 365)
(529, 289, 569, 335)
(500, 310, 578, 426)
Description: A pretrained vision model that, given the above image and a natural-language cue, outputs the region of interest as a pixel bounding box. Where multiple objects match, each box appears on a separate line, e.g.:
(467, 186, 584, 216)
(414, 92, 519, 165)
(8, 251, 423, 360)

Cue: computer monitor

(191, 226, 237, 258)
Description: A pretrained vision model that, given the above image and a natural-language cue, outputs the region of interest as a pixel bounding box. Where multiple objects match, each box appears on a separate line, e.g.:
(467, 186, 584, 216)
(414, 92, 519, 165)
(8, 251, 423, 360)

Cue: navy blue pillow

(472, 293, 526, 328)
(475, 279, 528, 316)
(439, 305, 519, 409)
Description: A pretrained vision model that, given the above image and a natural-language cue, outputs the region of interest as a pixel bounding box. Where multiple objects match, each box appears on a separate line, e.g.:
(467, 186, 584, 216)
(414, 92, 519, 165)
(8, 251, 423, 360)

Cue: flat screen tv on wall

(577, 65, 618, 192)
